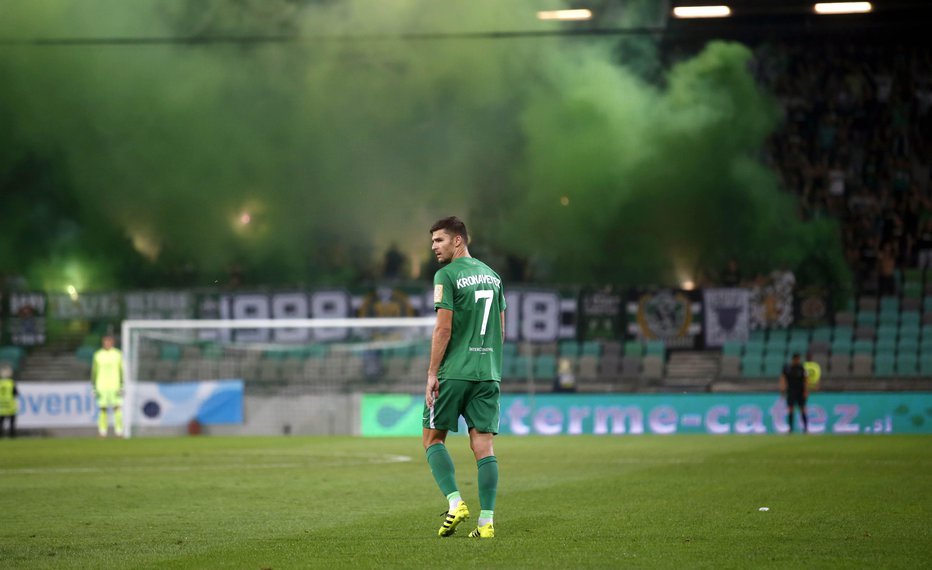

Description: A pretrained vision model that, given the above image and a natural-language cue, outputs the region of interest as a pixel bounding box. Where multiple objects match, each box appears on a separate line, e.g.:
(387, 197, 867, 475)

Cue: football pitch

(1, 435, 929, 569)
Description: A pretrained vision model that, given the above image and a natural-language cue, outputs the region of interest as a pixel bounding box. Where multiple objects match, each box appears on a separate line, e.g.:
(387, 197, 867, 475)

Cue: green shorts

(96, 389, 123, 408)
(423, 379, 500, 434)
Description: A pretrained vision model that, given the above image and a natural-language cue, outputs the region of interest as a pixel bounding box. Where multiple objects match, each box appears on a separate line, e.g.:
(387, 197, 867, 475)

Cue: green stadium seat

(743, 340, 764, 356)
(0, 346, 24, 367)
(787, 339, 809, 357)
(875, 338, 897, 354)
(830, 338, 852, 355)
(878, 312, 900, 327)
(920, 354, 932, 376)
(873, 353, 896, 376)
(763, 355, 785, 377)
(897, 338, 919, 356)
(853, 339, 874, 355)
(900, 311, 921, 327)
(789, 329, 811, 344)
(624, 341, 644, 357)
(580, 341, 602, 356)
(876, 325, 898, 341)
(767, 329, 789, 343)
(502, 355, 528, 380)
(812, 326, 833, 342)
(765, 337, 787, 354)
(534, 354, 557, 379)
(924, 296, 932, 313)
(722, 341, 743, 357)
(900, 315, 920, 329)
(75, 345, 96, 363)
(833, 326, 854, 340)
(160, 344, 182, 361)
(895, 353, 918, 377)
(201, 343, 224, 359)
(305, 344, 329, 358)
(748, 330, 767, 342)
(741, 354, 763, 378)
(262, 349, 287, 360)
(645, 341, 665, 358)
(879, 296, 899, 314)
(503, 342, 518, 357)
(856, 312, 878, 326)
(558, 340, 580, 357)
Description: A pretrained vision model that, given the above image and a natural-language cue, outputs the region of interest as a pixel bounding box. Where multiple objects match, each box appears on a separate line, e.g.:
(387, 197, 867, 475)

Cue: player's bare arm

(426, 308, 453, 407)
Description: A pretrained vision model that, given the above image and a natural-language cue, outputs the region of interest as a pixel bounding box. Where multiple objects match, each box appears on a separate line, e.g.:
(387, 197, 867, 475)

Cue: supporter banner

(794, 286, 833, 328)
(703, 288, 750, 347)
(749, 271, 795, 329)
(14, 380, 243, 428)
(361, 393, 932, 436)
(7, 292, 47, 346)
(134, 380, 244, 426)
(48, 292, 122, 320)
(626, 289, 702, 349)
(125, 291, 195, 320)
(578, 287, 626, 340)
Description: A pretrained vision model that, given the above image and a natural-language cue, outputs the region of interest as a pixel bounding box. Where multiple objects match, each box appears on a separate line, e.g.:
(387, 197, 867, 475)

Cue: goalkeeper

(92, 334, 124, 437)
(423, 216, 506, 539)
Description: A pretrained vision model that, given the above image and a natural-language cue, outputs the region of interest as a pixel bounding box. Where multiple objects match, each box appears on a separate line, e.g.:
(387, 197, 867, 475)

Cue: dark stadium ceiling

(1, 1, 929, 46)
(663, 0, 932, 40)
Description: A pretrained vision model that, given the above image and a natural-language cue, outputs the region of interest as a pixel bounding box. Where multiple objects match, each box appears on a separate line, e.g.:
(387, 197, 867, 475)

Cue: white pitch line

(0, 453, 412, 476)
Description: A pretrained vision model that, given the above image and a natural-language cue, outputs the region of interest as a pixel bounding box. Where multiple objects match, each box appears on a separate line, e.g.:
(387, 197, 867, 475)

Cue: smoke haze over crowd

(0, 0, 848, 292)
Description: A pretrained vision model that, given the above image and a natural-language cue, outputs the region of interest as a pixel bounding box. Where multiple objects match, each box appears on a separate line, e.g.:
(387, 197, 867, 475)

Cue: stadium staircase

(17, 342, 89, 382)
(661, 351, 719, 390)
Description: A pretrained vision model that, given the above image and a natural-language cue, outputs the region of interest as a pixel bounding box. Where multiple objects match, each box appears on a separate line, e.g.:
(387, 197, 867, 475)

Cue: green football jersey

(433, 257, 506, 381)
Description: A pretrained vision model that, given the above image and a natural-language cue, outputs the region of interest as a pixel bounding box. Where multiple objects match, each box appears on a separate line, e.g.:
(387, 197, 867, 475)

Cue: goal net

(121, 317, 438, 438)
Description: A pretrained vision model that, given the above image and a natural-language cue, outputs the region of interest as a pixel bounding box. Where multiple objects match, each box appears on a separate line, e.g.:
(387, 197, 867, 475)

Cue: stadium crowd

(752, 40, 932, 295)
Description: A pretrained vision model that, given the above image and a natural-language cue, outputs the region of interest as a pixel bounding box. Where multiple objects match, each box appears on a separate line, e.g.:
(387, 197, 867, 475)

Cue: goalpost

(121, 317, 437, 438)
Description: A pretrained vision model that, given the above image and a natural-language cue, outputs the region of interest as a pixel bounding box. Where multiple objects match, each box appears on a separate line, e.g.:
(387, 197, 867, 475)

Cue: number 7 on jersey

(474, 290, 494, 335)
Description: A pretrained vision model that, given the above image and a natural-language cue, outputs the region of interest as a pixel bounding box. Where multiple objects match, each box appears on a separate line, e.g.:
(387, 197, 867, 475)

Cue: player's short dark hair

(791, 352, 801, 360)
(430, 216, 469, 243)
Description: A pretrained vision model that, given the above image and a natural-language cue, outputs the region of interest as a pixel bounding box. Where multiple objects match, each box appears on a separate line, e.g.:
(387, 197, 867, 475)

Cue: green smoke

(0, 0, 849, 294)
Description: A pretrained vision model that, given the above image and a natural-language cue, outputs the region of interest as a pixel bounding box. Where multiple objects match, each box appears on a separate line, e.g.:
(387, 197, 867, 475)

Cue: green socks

(427, 445, 498, 522)
(426, 443, 459, 497)
(477, 455, 498, 514)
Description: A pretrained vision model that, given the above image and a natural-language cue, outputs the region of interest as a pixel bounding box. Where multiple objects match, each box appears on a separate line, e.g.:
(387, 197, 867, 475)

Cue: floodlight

(814, 2, 872, 14)
(537, 9, 593, 21)
(672, 5, 732, 19)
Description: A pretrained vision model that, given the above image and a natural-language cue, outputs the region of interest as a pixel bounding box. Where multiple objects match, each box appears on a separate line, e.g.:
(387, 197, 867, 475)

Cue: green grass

(1, 435, 929, 569)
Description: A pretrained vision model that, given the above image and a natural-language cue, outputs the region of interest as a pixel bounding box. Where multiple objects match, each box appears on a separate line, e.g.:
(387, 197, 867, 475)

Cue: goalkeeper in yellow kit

(92, 334, 124, 437)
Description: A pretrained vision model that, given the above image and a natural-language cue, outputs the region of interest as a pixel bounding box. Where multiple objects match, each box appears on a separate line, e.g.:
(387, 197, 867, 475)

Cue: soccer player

(92, 334, 124, 437)
(423, 216, 505, 539)
(779, 353, 809, 433)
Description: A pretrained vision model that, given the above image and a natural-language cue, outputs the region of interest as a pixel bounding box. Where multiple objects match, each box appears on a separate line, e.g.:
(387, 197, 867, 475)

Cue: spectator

(0, 365, 18, 438)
